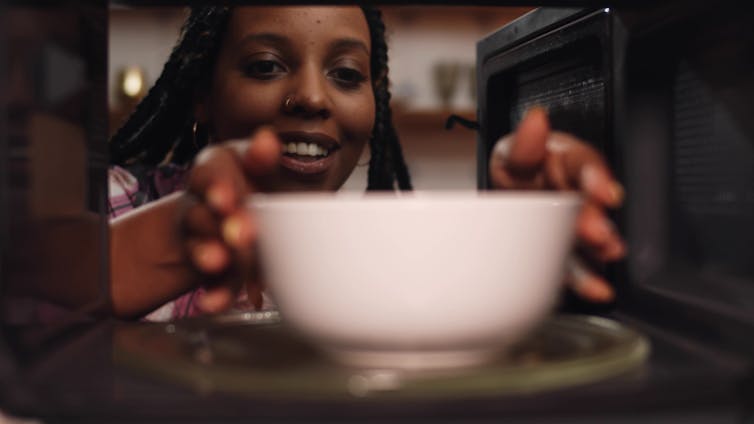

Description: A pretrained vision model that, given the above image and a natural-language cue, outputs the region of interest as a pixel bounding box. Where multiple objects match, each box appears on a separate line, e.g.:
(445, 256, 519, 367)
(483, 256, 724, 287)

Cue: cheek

(339, 91, 375, 151)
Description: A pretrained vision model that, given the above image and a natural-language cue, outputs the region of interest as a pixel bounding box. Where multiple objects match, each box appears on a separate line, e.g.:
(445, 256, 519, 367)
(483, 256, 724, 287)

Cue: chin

(270, 170, 341, 193)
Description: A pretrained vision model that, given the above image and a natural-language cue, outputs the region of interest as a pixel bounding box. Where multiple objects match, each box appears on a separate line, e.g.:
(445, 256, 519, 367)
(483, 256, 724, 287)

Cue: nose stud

(283, 95, 296, 112)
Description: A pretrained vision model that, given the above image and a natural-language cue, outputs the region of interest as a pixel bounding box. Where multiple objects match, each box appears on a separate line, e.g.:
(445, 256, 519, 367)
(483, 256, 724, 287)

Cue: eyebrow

(237, 33, 369, 56)
(237, 33, 290, 49)
(328, 38, 370, 57)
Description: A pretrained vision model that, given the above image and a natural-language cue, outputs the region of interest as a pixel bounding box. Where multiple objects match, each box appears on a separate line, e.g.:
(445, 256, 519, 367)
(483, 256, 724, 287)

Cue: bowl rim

(248, 190, 582, 209)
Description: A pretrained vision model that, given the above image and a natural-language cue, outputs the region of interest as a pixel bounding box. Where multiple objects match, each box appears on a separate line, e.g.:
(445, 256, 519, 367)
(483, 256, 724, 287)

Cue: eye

(243, 60, 286, 80)
(329, 67, 367, 89)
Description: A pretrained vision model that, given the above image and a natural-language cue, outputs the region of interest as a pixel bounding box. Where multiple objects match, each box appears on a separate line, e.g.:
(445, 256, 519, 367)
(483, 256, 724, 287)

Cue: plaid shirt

(108, 164, 270, 321)
(108, 164, 188, 219)
(108, 164, 195, 321)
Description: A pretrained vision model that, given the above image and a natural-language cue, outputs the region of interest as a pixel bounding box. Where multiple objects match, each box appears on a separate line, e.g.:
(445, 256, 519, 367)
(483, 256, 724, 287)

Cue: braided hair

(110, 6, 412, 191)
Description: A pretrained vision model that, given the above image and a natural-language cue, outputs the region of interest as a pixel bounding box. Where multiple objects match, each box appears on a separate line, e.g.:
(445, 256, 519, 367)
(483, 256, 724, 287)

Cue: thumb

(505, 106, 549, 177)
(243, 126, 282, 177)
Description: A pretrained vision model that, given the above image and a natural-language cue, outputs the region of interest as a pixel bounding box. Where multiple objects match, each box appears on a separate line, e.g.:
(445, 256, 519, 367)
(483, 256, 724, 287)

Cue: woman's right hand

(182, 127, 282, 313)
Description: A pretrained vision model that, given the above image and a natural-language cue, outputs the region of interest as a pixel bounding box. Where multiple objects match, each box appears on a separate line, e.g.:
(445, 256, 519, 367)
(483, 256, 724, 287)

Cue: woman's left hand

(489, 107, 626, 302)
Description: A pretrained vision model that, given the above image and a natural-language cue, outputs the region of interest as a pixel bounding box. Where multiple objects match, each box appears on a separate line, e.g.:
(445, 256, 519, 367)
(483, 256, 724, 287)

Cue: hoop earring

(283, 95, 296, 112)
(192, 121, 199, 149)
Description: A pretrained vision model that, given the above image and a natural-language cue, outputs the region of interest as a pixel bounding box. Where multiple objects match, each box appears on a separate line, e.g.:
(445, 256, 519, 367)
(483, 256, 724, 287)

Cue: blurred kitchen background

(108, 6, 532, 191)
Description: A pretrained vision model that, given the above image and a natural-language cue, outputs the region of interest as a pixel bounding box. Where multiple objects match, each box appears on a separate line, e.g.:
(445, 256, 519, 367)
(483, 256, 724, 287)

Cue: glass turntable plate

(114, 313, 650, 399)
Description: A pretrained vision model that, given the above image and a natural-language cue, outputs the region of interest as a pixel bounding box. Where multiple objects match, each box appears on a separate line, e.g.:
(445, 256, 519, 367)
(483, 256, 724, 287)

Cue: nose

(284, 63, 332, 120)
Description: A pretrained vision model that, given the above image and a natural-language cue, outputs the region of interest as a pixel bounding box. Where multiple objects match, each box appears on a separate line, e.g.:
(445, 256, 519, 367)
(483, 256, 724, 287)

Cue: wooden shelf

(381, 6, 534, 30)
(392, 108, 476, 130)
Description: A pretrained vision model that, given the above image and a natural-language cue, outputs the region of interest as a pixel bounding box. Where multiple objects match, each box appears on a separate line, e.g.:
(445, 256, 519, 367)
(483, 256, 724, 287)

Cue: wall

(108, 7, 188, 109)
(382, 7, 530, 112)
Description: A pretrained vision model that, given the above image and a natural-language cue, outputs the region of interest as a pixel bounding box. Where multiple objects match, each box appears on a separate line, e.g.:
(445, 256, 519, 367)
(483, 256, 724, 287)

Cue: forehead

(227, 6, 371, 48)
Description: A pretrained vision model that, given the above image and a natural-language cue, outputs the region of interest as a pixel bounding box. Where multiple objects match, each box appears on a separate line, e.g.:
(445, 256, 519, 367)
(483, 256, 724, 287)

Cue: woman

(108, 6, 625, 320)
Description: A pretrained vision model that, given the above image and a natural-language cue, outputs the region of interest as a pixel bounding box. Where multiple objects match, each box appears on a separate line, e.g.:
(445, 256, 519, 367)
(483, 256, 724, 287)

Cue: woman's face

(198, 6, 375, 192)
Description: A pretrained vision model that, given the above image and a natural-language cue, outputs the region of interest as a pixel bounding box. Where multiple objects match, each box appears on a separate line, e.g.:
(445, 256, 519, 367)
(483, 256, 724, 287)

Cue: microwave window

(511, 38, 606, 152)
(670, 61, 754, 280)
(628, 11, 754, 311)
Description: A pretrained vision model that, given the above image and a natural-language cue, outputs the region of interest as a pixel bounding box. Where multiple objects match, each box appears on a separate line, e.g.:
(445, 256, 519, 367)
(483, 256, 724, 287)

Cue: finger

(576, 202, 626, 262)
(575, 202, 627, 260)
(588, 237, 627, 263)
(506, 106, 549, 177)
(198, 286, 235, 313)
(577, 202, 614, 248)
(220, 209, 257, 250)
(542, 148, 571, 190)
(219, 210, 258, 309)
(565, 256, 615, 303)
(489, 152, 546, 189)
(541, 131, 624, 209)
(205, 179, 238, 216)
(183, 200, 221, 239)
(245, 127, 283, 177)
(577, 236, 627, 266)
(224, 126, 283, 178)
(187, 239, 230, 275)
(245, 251, 266, 310)
(190, 129, 281, 212)
(200, 211, 258, 312)
(189, 147, 250, 216)
(246, 284, 264, 310)
(580, 163, 625, 209)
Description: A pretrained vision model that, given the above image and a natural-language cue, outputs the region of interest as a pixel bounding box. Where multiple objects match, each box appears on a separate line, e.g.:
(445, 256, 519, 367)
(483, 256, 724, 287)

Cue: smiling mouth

(278, 131, 340, 175)
(283, 141, 331, 161)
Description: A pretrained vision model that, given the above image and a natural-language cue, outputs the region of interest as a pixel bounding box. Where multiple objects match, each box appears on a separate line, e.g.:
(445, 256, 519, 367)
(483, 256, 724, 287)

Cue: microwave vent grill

(512, 55, 605, 148)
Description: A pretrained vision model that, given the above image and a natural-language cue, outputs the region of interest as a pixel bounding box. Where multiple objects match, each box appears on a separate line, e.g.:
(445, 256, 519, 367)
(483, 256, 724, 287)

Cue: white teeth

(296, 142, 308, 155)
(286, 142, 328, 157)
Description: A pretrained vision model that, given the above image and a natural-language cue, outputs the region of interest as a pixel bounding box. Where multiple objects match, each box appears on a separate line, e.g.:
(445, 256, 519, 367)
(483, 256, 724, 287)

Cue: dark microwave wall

(477, 6, 754, 329)
(623, 6, 754, 310)
(0, 5, 109, 323)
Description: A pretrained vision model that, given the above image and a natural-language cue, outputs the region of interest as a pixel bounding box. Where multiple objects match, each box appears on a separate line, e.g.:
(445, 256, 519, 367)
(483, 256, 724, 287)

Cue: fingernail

(198, 290, 231, 313)
(581, 165, 600, 194)
(222, 216, 242, 247)
(196, 243, 222, 269)
(527, 105, 548, 117)
(254, 125, 273, 135)
(609, 181, 625, 206)
(567, 256, 614, 302)
(588, 280, 615, 302)
(222, 215, 249, 247)
(207, 184, 231, 212)
(492, 136, 512, 162)
(251, 126, 279, 148)
(592, 217, 614, 243)
(607, 239, 627, 259)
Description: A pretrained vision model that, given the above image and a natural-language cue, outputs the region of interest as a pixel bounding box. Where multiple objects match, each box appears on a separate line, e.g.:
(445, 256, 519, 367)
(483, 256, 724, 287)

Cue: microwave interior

(1, 2, 753, 421)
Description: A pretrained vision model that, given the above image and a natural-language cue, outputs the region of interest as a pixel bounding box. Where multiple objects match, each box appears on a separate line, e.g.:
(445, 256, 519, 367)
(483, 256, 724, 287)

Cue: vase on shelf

(432, 61, 461, 110)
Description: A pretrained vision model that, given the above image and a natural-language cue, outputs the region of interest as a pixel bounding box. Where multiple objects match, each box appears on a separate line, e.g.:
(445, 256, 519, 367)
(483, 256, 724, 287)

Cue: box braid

(362, 7, 412, 191)
(109, 6, 412, 191)
(109, 6, 232, 166)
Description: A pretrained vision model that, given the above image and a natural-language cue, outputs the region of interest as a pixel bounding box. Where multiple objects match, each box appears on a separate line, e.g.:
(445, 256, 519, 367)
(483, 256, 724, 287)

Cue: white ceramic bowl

(248, 191, 581, 370)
